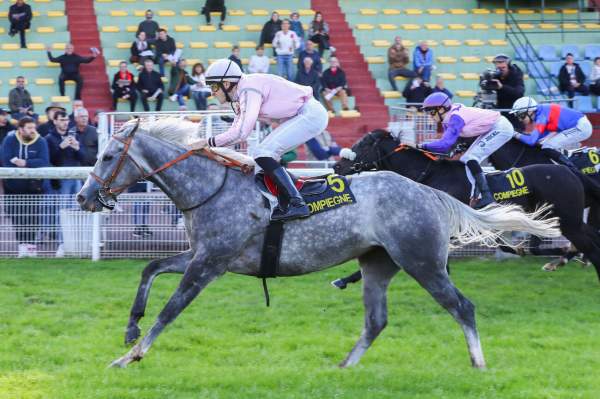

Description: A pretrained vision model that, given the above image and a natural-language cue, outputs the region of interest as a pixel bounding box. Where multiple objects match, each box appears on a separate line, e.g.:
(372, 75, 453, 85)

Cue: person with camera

(413, 92, 515, 209)
(479, 54, 524, 126)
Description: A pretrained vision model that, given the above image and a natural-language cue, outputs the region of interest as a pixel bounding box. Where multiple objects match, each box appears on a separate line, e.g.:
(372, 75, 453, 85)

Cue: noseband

(89, 119, 246, 210)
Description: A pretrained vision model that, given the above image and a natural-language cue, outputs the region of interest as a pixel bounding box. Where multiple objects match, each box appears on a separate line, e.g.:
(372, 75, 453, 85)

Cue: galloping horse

(77, 118, 559, 369)
(332, 129, 600, 287)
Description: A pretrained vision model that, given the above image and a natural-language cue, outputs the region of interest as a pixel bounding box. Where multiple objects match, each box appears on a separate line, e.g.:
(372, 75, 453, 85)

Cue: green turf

(1, 257, 600, 398)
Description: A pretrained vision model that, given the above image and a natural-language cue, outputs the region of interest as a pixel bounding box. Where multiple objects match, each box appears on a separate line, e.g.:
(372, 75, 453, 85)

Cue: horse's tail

(434, 191, 561, 248)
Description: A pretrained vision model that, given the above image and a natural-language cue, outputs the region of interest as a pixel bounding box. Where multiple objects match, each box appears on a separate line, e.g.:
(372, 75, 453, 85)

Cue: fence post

(91, 212, 101, 261)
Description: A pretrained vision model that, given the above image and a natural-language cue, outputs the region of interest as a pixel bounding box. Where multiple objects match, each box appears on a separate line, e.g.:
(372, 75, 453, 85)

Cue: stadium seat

(562, 23, 579, 29)
(437, 56, 457, 64)
(0, 62, 14, 68)
(222, 25, 241, 32)
(181, 10, 199, 16)
(199, 25, 217, 32)
(538, 45, 558, 61)
(583, 23, 600, 29)
(464, 40, 485, 46)
(229, 10, 246, 16)
(366, 57, 385, 64)
(585, 44, 600, 60)
(471, 8, 491, 14)
(549, 61, 562, 77)
(20, 61, 40, 68)
(427, 9, 445, 15)
(401, 24, 420, 30)
(536, 80, 559, 96)
(460, 73, 480, 80)
(456, 90, 476, 97)
(488, 39, 507, 46)
(575, 96, 595, 113)
(157, 10, 176, 17)
(493, 23, 507, 29)
(437, 73, 456, 80)
(360, 9, 377, 15)
(539, 23, 558, 29)
(515, 45, 536, 61)
(379, 24, 397, 30)
(405, 9, 423, 15)
(382, 9, 401, 15)
(1, 44, 20, 50)
(448, 24, 466, 30)
(175, 25, 193, 32)
(425, 24, 443, 30)
(461, 56, 481, 63)
(471, 24, 489, 30)
(372, 40, 390, 47)
(580, 61, 592, 77)
(239, 41, 256, 49)
(526, 61, 549, 79)
(246, 25, 262, 32)
(251, 9, 268, 16)
(36, 78, 54, 85)
(517, 23, 535, 30)
(449, 9, 468, 14)
(561, 44, 580, 59)
(382, 91, 401, 99)
(356, 24, 374, 30)
(442, 40, 461, 47)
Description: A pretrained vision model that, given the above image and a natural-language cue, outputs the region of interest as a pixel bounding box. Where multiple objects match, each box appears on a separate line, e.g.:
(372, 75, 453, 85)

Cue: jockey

(188, 58, 329, 221)
(510, 97, 593, 171)
(416, 92, 515, 208)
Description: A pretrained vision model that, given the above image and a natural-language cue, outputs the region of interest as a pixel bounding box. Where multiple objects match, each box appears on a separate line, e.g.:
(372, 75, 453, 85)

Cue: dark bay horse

(333, 129, 600, 287)
(76, 118, 559, 369)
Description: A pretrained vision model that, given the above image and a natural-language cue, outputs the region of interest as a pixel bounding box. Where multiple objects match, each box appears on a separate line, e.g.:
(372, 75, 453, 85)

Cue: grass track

(1, 257, 600, 398)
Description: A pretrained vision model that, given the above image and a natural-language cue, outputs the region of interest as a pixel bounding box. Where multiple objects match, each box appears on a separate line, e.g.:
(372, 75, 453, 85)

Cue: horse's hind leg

(125, 250, 193, 345)
(331, 270, 362, 289)
(340, 248, 399, 368)
(111, 256, 225, 368)
(403, 262, 485, 369)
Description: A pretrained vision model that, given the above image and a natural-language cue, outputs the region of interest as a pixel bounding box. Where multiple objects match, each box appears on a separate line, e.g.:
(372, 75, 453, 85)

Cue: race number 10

(506, 169, 525, 189)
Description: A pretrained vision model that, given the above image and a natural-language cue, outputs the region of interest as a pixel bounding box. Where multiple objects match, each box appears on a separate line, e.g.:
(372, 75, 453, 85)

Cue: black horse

(332, 129, 600, 288)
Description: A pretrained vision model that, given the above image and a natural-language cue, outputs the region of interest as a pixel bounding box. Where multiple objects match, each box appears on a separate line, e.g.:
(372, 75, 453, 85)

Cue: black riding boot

(473, 173, 495, 209)
(270, 167, 310, 221)
(466, 160, 495, 209)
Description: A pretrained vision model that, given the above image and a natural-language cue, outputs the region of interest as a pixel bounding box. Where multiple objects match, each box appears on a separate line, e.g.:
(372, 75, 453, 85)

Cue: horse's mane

(122, 117, 255, 167)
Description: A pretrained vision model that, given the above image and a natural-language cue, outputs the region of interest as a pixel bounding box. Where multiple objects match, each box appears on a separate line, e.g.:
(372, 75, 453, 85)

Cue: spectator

(304, 130, 340, 161)
(295, 57, 320, 100)
(8, 0, 32, 49)
(92, 109, 104, 128)
(321, 57, 349, 112)
(47, 43, 99, 100)
(259, 12, 282, 51)
(248, 45, 270, 74)
(69, 108, 98, 166)
(289, 12, 305, 52)
(8, 76, 37, 120)
(590, 57, 600, 96)
(432, 76, 453, 99)
(0, 109, 14, 144)
(137, 9, 159, 40)
(273, 19, 299, 80)
(111, 61, 137, 112)
(153, 28, 181, 77)
(190, 63, 211, 110)
(559, 53, 590, 108)
(413, 41, 434, 82)
(308, 11, 331, 56)
(402, 77, 433, 107)
(388, 36, 417, 91)
(228, 45, 243, 70)
(137, 59, 164, 111)
(201, 0, 226, 30)
(46, 110, 86, 257)
(130, 31, 154, 65)
(168, 59, 194, 110)
(37, 103, 65, 137)
(1, 116, 49, 257)
(298, 40, 322, 74)
(68, 99, 85, 128)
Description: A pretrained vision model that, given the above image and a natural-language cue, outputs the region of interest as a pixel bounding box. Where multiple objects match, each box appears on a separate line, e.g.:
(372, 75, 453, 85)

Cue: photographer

(478, 54, 524, 127)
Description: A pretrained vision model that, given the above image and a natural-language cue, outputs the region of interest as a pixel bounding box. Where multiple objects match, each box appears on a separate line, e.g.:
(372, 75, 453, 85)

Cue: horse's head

(333, 129, 397, 175)
(77, 119, 146, 212)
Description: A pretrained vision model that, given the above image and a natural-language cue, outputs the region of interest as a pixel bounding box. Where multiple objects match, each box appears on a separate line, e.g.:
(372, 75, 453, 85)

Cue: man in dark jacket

(259, 12, 282, 53)
(388, 36, 417, 91)
(69, 107, 98, 166)
(295, 57, 320, 100)
(559, 53, 590, 108)
(154, 28, 181, 76)
(112, 61, 137, 111)
(8, 76, 37, 120)
(321, 57, 349, 112)
(201, 0, 226, 29)
(297, 40, 322, 74)
(37, 103, 65, 137)
(1, 116, 49, 256)
(8, 0, 32, 48)
(487, 54, 525, 127)
(402, 77, 432, 108)
(136, 9, 160, 40)
(0, 109, 13, 144)
(137, 59, 164, 111)
(47, 43, 99, 100)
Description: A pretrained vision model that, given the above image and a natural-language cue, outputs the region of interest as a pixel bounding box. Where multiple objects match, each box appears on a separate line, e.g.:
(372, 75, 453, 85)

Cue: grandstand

(0, 0, 598, 145)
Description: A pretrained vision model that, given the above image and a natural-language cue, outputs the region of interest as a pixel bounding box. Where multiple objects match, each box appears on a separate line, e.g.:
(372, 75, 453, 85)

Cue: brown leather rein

(89, 119, 247, 202)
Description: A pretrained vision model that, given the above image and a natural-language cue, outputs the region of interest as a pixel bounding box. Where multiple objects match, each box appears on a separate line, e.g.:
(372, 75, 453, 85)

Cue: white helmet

(205, 59, 243, 84)
(510, 97, 537, 116)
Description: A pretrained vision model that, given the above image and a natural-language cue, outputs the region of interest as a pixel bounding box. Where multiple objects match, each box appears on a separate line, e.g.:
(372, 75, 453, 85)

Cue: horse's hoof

(542, 263, 558, 272)
(109, 356, 129, 369)
(330, 279, 347, 290)
(124, 325, 141, 345)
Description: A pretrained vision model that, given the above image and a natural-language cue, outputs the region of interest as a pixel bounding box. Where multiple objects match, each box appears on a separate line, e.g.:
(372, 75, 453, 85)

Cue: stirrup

(271, 201, 309, 221)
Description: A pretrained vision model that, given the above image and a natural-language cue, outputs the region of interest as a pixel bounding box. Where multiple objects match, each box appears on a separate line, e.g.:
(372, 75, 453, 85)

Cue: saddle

(255, 171, 329, 207)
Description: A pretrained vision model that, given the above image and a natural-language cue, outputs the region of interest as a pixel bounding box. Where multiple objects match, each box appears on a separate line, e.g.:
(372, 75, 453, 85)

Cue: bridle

(90, 119, 248, 210)
(347, 132, 440, 184)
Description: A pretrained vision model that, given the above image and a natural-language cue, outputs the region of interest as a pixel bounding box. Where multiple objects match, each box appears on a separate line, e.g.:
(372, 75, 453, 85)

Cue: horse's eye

(102, 154, 114, 162)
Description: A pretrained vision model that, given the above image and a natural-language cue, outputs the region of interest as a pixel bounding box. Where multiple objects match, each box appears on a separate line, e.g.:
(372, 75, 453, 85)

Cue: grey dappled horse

(77, 118, 560, 369)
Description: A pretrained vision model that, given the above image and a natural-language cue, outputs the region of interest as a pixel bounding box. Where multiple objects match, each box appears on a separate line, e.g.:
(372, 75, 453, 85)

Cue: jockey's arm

(420, 114, 465, 153)
(514, 130, 540, 146)
(208, 90, 262, 148)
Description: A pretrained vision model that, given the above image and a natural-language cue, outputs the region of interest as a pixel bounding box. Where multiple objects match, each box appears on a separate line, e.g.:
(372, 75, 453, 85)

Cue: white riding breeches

(251, 97, 329, 160)
(460, 115, 515, 194)
(540, 116, 593, 150)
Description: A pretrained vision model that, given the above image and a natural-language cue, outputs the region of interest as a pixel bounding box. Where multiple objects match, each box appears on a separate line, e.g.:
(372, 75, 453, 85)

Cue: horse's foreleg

(125, 250, 193, 345)
(340, 249, 398, 368)
(111, 258, 225, 368)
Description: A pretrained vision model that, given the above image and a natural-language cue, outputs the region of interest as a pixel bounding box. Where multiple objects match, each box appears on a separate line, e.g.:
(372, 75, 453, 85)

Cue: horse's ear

(126, 118, 141, 138)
